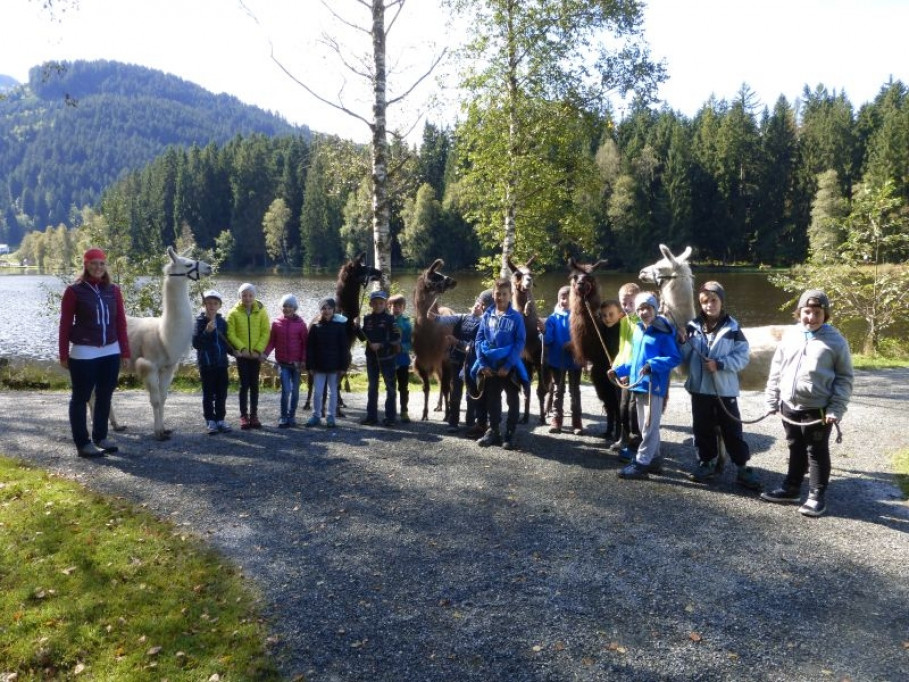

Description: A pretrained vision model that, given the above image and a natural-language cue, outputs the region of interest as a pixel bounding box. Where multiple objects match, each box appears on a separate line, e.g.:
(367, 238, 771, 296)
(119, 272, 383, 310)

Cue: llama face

(351, 253, 383, 287)
(166, 246, 213, 281)
(567, 258, 606, 303)
(507, 256, 535, 295)
(424, 261, 457, 295)
(639, 244, 692, 288)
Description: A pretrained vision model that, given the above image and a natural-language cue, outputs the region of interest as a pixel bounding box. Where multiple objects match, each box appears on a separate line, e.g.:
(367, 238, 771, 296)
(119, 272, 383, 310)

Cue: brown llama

(303, 253, 382, 411)
(567, 257, 615, 418)
(505, 255, 549, 424)
(412, 259, 457, 421)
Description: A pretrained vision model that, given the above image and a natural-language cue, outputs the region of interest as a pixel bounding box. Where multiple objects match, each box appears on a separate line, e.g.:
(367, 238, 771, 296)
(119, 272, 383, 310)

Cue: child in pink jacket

(264, 294, 308, 427)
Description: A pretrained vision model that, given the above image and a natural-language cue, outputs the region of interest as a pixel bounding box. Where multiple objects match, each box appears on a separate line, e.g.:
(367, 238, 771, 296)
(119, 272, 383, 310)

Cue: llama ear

(659, 243, 674, 263)
(430, 258, 444, 272)
(567, 257, 578, 271)
(355, 252, 366, 263)
(167, 245, 178, 262)
(526, 254, 536, 267)
(679, 246, 692, 262)
(592, 259, 608, 270)
(505, 256, 517, 273)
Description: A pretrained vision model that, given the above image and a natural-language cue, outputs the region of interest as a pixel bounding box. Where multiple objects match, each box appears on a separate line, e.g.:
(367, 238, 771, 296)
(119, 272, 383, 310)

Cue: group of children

(191, 275, 853, 519)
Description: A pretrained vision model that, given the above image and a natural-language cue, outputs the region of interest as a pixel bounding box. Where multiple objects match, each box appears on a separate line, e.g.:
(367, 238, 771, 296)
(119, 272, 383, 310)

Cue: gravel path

(2, 370, 908, 681)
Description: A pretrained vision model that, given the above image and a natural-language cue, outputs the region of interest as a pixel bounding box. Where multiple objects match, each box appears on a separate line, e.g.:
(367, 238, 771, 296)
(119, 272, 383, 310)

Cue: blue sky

(1, 0, 906, 142)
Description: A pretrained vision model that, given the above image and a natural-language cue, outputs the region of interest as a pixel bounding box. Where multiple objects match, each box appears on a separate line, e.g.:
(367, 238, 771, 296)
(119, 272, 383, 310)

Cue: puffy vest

(68, 281, 120, 347)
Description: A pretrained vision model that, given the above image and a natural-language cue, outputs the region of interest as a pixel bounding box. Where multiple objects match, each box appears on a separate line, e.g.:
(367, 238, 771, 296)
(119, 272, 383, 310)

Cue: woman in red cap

(58, 248, 131, 457)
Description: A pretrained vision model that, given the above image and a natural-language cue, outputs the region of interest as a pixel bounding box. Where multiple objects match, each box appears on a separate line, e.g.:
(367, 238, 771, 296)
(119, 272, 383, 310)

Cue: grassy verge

(0, 457, 281, 681)
(893, 449, 909, 499)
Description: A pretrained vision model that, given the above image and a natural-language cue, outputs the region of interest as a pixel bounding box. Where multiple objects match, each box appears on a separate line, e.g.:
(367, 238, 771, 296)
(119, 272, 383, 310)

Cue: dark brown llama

(303, 253, 382, 412)
(412, 259, 457, 421)
(506, 256, 549, 424)
(567, 257, 615, 422)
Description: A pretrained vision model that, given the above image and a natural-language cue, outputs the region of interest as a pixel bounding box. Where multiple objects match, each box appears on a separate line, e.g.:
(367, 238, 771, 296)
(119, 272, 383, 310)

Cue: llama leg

(157, 364, 178, 438)
(303, 371, 313, 410)
(419, 366, 431, 421)
(519, 361, 531, 424)
(536, 365, 549, 424)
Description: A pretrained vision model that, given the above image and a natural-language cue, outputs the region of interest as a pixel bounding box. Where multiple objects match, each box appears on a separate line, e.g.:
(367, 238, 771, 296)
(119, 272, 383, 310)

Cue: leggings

(236, 357, 261, 417)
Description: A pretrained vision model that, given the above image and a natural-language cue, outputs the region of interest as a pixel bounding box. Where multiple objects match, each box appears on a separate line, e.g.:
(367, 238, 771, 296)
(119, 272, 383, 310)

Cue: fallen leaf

(553, 641, 567, 651)
(689, 632, 702, 643)
(531, 644, 543, 653)
(74, 663, 86, 675)
(147, 646, 163, 656)
(61, 567, 77, 575)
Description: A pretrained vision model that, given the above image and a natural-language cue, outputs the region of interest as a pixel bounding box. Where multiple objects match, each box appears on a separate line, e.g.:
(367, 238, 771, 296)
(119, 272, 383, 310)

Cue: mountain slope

(0, 59, 309, 244)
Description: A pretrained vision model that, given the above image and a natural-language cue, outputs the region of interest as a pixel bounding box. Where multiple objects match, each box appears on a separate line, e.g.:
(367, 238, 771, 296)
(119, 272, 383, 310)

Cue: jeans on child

(279, 364, 301, 420)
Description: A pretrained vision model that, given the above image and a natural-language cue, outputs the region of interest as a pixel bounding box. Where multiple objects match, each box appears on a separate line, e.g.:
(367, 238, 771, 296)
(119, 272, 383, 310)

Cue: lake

(0, 269, 792, 365)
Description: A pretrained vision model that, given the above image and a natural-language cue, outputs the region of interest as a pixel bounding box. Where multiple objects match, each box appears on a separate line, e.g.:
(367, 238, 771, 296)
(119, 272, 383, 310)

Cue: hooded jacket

(682, 313, 750, 397)
(612, 316, 681, 398)
(765, 322, 853, 420)
(471, 304, 528, 383)
(226, 299, 270, 355)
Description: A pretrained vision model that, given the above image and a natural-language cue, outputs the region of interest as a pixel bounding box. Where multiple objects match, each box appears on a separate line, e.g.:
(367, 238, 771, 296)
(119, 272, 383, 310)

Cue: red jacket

(264, 314, 308, 364)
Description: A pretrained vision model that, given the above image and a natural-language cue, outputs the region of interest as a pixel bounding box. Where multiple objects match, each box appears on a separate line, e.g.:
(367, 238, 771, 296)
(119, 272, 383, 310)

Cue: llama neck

(161, 273, 192, 346)
(662, 277, 696, 328)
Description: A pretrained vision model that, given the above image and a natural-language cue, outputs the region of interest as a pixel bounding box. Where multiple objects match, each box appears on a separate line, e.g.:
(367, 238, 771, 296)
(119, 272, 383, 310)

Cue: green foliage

(262, 197, 291, 265)
(0, 457, 281, 680)
(771, 180, 909, 353)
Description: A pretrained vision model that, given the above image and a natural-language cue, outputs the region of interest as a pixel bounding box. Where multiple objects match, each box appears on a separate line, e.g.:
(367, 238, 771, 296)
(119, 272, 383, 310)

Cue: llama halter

(167, 258, 203, 281)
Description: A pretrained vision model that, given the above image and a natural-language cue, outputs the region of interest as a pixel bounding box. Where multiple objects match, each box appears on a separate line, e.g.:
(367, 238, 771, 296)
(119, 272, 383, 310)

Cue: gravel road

(2, 370, 908, 681)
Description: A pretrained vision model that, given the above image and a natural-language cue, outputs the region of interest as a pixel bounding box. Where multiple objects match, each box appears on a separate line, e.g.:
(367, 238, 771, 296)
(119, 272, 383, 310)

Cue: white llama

(638, 244, 784, 391)
(116, 247, 213, 439)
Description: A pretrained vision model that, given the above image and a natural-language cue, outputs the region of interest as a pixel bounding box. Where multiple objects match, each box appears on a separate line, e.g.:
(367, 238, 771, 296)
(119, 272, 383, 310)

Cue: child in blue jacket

(471, 278, 527, 450)
(608, 292, 681, 480)
(192, 290, 232, 434)
(544, 285, 582, 434)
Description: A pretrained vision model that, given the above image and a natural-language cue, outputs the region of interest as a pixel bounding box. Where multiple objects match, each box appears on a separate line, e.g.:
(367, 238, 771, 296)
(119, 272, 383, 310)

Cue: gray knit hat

(280, 294, 298, 310)
(319, 297, 336, 310)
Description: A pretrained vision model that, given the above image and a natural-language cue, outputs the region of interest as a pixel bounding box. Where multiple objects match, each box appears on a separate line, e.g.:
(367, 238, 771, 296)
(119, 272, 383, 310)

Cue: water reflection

(0, 270, 792, 364)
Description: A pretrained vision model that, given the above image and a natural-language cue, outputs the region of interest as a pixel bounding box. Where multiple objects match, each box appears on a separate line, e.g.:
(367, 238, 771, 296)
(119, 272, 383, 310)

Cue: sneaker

(735, 466, 763, 491)
(360, 416, 378, 426)
(287, 417, 297, 428)
(77, 442, 106, 458)
(760, 486, 801, 504)
(607, 438, 625, 453)
(799, 490, 827, 517)
(618, 462, 650, 480)
(250, 415, 262, 429)
(502, 432, 515, 450)
(93, 438, 119, 453)
(571, 418, 584, 436)
(305, 415, 321, 428)
(477, 429, 502, 447)
(217, 420, 232, 433)
(689, 458, 718, 483)
(278, 417, 290, 428)
(548, 418, 562, 434)
(399, 410, 411, 424)
(617, 447, 634, 463)
(206, 420, 219, 435)
(325, 417, 336, 428)
(240, 415, 251, 430)
(382, 418, 396, 427)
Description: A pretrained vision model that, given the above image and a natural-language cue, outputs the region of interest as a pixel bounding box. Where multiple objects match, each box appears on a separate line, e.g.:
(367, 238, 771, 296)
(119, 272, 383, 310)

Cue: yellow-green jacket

(226, 300, 270, 354)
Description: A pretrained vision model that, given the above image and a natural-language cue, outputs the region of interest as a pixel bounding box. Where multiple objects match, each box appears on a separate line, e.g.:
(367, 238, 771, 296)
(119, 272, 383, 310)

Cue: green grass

(893, 449, 909, 499)
(0, 457, 282, 681)
(851, 354, 909, 370)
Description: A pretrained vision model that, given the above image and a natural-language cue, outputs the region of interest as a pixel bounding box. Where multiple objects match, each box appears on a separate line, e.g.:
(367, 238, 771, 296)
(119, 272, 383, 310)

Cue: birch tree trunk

(371, 0, 392, 288)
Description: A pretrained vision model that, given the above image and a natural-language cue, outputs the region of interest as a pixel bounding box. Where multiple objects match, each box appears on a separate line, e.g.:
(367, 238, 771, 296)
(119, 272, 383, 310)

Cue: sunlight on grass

(893, 449, 909, 499)
(0, 457, 281, 681)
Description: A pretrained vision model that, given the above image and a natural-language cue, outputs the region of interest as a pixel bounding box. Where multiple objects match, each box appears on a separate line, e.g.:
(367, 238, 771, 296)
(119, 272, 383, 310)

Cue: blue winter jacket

(544, 306, 580, 371)
(612, 316, 681, 397)
(470, 304, 528, 383)
(192, 311, 230, 369)
(682, 313, 750, 397)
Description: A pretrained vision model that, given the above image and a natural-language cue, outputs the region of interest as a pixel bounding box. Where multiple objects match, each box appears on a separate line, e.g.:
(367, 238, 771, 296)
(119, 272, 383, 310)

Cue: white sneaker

(206, 420, 219, 434)
(217, 420, 232, 433)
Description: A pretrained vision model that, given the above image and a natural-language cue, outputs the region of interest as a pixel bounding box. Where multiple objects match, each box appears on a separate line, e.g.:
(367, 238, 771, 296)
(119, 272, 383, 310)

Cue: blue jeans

(68, 353, 120, 448)
(366, 354, 396, 421)
(279, 364, 301, 420)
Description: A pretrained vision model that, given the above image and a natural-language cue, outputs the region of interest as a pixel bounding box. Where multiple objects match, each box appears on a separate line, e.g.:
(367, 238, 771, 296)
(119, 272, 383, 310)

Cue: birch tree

(270, 0, 445, 287)
(447, 0, 664, 276)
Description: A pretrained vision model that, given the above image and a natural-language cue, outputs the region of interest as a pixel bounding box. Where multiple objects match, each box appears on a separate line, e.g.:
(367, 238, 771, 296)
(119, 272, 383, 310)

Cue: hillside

(0, 60, 310, 245)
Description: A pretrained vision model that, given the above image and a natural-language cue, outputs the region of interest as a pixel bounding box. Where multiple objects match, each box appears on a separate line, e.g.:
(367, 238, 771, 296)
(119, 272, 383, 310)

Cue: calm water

(0, 269, 791, 364)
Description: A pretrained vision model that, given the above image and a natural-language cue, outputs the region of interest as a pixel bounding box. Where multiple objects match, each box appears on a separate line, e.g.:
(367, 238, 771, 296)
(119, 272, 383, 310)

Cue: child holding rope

(761, 289, 853, 517)
(192, 290, 232, 434)
(545, 285, 583, 434)
(681, 281, 761, 490)
(608, 292, 681, 480)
